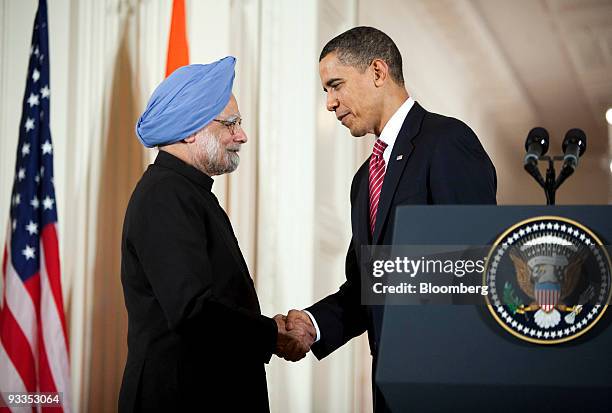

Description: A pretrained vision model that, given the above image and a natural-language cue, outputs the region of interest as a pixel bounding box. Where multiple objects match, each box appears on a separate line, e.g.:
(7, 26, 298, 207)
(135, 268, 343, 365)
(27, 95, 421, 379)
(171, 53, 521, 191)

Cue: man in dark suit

(285, 27, 497, 411)
(119, 57, 315, 412)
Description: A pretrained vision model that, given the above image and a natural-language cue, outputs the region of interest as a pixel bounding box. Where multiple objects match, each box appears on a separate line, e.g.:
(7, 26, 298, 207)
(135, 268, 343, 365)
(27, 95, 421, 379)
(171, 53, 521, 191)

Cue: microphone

(523, 127, 548, 188)
(561, 128, 586, 170)
(524, 127, 549, 166)
(555, 128, 587, 190)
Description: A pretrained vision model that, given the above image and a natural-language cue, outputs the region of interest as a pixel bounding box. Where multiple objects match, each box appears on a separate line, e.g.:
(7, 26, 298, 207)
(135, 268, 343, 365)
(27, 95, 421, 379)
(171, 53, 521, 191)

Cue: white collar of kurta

(377, 96, 415, 167)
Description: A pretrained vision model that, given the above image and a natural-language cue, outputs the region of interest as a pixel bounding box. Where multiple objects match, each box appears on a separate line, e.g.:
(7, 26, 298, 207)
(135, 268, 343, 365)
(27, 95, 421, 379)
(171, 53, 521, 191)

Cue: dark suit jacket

(305, 102, 497, 411)
(119, 151, 277, 412)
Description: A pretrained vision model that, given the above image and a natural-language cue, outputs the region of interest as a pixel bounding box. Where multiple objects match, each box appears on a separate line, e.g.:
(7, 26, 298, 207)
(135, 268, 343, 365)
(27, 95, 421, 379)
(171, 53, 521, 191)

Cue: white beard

(191, 129, 240, 176)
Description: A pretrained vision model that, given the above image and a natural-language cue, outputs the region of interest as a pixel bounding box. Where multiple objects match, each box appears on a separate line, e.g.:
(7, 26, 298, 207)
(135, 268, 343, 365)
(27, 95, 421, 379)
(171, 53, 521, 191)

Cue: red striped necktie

(369, 139, 388, 236)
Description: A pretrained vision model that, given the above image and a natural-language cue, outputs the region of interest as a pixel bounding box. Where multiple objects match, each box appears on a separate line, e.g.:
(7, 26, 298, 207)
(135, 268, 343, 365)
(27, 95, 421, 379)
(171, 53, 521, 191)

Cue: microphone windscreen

(525, 127, 549, 155)
(562, 128, 586, 157)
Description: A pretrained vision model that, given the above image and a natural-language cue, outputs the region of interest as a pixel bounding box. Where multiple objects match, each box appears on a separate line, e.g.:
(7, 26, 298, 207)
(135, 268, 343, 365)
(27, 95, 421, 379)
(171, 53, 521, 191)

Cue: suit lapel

(372, 102, 426, 244)
(353, 163, 371, 247)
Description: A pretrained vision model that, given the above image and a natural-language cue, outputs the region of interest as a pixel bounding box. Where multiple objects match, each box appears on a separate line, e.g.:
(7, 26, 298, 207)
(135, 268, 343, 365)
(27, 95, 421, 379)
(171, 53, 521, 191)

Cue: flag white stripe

(0, 341, 30, 413)
(39, 234, 71, 412)
(4, 230, 37, 354)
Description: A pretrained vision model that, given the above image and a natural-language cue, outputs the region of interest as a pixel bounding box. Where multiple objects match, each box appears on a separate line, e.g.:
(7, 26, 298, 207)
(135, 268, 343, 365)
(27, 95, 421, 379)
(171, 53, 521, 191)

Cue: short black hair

(320, 26, 404, 86)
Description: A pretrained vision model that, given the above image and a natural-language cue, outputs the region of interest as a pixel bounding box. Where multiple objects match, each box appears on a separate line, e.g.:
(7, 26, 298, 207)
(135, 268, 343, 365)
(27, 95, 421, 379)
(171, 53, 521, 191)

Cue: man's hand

(285, 309, 316, 338)
(274, 313, 315, 362)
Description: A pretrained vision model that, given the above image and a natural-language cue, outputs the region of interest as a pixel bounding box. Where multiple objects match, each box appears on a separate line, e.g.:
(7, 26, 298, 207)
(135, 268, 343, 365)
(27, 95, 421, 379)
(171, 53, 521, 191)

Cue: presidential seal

(484, 216, 611, 344)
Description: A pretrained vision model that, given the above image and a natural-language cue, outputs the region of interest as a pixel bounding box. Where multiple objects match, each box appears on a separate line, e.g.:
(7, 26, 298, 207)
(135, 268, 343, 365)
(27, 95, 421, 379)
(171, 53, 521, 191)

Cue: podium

(376, 206, 612, 412)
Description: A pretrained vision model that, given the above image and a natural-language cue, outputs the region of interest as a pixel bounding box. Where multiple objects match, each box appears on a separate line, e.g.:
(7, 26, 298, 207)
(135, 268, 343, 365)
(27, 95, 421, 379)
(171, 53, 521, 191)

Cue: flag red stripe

(23, 272, 41, 314)
(0, 305, 37, 391)
(41, 224, 68, 351)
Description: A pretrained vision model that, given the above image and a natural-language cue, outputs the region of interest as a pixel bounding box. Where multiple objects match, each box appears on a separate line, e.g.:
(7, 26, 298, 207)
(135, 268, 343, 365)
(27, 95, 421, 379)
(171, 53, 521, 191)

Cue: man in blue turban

(119, 57, 315, 413)
(135, 56, 244, 176)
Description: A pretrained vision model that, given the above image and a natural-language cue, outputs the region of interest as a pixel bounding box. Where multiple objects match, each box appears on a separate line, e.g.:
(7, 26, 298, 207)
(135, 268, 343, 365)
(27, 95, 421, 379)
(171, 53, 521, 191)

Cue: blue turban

(135, 56, 236, 148)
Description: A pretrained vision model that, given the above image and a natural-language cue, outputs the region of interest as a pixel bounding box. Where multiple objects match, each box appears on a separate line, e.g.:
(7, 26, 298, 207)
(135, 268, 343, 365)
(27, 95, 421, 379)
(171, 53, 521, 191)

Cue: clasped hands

(274, 310, 316, 362)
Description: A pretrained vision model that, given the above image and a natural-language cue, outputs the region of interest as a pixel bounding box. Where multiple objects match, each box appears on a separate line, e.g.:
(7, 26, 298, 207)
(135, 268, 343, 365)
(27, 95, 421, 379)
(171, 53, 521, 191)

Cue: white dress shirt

(305, 97, 416, 343)
(379, 96, 415, 168)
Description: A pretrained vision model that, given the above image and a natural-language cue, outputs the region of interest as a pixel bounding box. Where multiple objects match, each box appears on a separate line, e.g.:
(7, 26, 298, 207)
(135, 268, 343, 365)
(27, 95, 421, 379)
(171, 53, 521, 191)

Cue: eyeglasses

(213, 117, 242, 135)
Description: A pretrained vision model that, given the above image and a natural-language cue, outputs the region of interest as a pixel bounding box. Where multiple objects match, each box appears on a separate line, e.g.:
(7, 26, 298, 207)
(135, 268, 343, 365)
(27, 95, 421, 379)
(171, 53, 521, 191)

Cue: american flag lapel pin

(396, 155, 404, 161)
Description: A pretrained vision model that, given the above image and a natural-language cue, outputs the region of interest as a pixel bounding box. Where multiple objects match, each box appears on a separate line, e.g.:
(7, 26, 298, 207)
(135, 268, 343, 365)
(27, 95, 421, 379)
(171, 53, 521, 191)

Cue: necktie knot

(372, 139, 388, 158)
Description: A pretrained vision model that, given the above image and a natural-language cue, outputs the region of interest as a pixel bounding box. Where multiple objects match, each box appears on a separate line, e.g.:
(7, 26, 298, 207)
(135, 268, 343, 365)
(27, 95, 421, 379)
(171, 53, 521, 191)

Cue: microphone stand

(525, 155, 575, 205)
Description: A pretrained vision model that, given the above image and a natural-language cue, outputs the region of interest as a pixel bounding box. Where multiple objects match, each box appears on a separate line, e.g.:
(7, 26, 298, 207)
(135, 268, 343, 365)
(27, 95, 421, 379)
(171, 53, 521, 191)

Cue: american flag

(0, 0, 71, 411)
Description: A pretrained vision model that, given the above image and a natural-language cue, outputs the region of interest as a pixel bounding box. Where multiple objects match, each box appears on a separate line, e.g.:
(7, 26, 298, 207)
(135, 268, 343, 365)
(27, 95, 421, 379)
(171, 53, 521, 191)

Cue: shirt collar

(378, 96, 415, 148)
(154, 150, 214, 192)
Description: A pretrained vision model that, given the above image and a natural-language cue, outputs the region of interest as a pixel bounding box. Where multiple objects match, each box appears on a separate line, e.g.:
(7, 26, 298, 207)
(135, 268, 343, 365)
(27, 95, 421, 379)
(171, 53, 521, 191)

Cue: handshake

(273, 310, 316, 362)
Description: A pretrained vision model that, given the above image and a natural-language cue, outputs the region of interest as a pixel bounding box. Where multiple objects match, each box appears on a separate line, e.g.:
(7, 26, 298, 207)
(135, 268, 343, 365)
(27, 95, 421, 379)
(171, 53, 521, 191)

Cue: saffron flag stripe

(165, 0, 190, 77)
